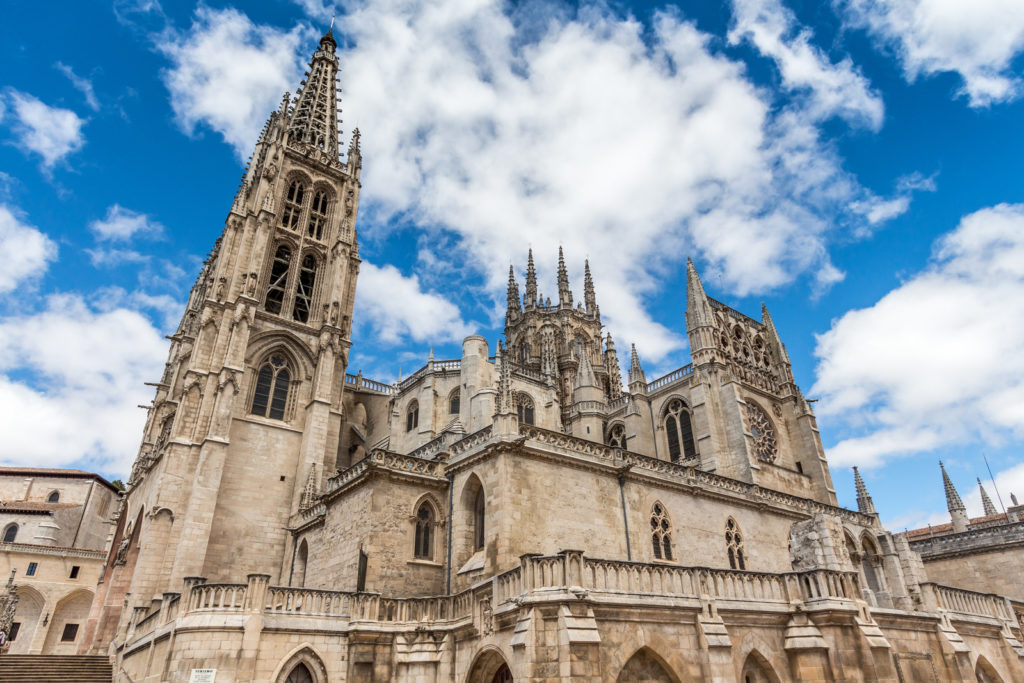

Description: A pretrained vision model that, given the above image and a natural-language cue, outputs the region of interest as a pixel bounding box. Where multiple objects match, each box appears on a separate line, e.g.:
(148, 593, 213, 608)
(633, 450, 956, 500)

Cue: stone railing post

(161, 592, 180, 625)
(182, 576, 206, 612)
(559, 549, 585, 588)
(245, 574, 271, 613)
(520, 553, 541, 591)
(919, 583, 940, 612)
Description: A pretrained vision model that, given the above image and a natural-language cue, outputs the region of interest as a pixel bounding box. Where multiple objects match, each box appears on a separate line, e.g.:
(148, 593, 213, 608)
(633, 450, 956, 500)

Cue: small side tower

(628, 344, 647, 395)
(853, 467, 877, 515)
(978, 478, 998, 516)
(942, 462, 970, 533)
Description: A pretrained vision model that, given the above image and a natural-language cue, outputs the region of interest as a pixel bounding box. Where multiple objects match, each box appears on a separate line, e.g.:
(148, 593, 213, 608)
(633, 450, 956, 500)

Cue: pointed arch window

(265, 245, 292, 315)
(726, 518, 745, 570)
(516, 393, 534, 425)
(650, 503, 673, 560)
(664, 399, 696, 463)
(285, 663, 313, 683)
(607, 423, 626, 448)
(406, 401, 419, 432)
(307, 190, 329, 240)
(473, 488, 486, 551)
(292, 254, 317, 323)
(251, 354, 291, 420)
(414, 502, 435, 560)
(281, 181, 305, 230)
(2, 524, 17, 543)
(448, 389, 460, 415)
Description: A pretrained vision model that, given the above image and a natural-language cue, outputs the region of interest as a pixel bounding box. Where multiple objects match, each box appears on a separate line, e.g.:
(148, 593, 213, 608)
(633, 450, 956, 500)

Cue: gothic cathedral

(81, 30, 1024, 683)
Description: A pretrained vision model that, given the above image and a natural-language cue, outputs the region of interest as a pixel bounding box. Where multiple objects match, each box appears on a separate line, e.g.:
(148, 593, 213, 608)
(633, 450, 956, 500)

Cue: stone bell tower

(85, 29, 364, 650)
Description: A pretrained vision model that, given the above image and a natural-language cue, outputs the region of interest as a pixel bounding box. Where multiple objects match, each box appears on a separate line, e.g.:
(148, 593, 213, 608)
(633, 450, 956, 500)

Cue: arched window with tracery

(861, 536, 882, 593)
(414, 502, 435, 560)
(251, 354, 291, 420)
(2, 524, 17, 543)
(745, 402, 778, 463)
(47, 491, 59, 503)
(307, 190, 329, 240)
(406, 401, 419, 432)
(281, 180, 305, 230)
(663, 399, 696, 463)
(473, 488, 486, 551)
(265, 244, 292, 315)
(607, 423, 626, 448)
(448, 389, 460, 415)
(292, 254, 317, 323)
(650, 503, 673, 560)
(726, 518, 745, 570)
(516, 393, 534, 425)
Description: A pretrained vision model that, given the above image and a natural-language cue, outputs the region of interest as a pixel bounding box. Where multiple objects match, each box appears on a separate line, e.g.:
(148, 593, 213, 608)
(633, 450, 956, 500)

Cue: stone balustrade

(908, 520, 1024, 559)
(344, 372, 394, 395)
(646, 364, 694, 393)
(187, 581, 248, 612)
(925, 583, 1013, 621)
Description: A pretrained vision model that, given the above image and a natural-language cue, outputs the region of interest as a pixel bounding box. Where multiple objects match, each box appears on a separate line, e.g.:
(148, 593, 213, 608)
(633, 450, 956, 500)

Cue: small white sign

(189, 669, 216, 683)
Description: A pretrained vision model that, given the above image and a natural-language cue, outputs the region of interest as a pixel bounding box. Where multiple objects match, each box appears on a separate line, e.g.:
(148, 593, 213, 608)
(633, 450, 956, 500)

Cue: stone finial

(557, 246, 572, 307)
(977, 478, 998, 516)
(853, 467, 877, 515)
(941, 462, 969, 533)
(299, 464, 318, 511)
(495, 342, 513, 416)
(685, 258, 714, 329)
(524, 248, 537, 308)
(628, 343, 646, 394)
(604, 333, 623, 399)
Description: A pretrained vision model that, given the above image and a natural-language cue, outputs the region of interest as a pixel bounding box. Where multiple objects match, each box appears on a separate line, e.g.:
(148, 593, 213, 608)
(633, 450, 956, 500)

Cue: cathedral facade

(83, 31, 1024, 682)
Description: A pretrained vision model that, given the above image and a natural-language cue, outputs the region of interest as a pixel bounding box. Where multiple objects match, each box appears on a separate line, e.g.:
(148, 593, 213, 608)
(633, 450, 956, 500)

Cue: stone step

(0, 655, 112, 682)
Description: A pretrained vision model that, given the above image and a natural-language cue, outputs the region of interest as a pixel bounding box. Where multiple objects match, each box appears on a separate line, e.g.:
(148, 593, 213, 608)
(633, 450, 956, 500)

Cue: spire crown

(557, 247, 572, 307)
(685, 258, 714, 331)
(288, 33, 342, 158)
(853, 467, 876, 515)
(941, 462, 966, 512)
(584, 259, 597, 313)
(978, 478, 998, 516)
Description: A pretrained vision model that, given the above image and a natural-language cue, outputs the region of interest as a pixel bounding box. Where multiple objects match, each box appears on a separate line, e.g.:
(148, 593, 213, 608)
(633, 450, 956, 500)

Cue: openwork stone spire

(288, 29, 342, 156)
(853, 467, 876, 515)
(628, 343, 646, 394)
(605, 333, 622, 398)
(495, 342, 513, 416)
(941, 462, 969, 533)
(978, 478, 998, 516)
(557, 247, 572, 307)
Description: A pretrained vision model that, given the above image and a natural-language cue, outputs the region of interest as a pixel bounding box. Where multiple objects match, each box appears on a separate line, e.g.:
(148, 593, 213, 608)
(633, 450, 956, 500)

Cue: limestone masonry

(71, 29, 1024, 683)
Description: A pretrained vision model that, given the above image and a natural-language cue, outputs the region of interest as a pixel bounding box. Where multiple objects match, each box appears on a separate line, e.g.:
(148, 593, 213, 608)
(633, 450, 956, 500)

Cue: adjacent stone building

(0, 467, 120, 654)
(83, 29, 1024, 682)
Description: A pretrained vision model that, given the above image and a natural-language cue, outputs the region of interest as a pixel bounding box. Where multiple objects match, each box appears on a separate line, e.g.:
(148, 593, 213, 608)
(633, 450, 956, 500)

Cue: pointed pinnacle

(853, 466, 876, 515)
(978, 478, 998, 516)
(941, 462, 966, 512)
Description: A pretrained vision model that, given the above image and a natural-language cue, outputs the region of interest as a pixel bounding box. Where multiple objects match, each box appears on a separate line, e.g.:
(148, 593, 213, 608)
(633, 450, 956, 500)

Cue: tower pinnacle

(853, 467, 876, 515)
(584, 259, 597, 314)
(525, 248, 537, 308)
(941, 462, 969, 533)
(506, 264, 521, 319)
(978, 478, 998, 516)
(557, 247, 572, 307)
(628, 344, 646, 394)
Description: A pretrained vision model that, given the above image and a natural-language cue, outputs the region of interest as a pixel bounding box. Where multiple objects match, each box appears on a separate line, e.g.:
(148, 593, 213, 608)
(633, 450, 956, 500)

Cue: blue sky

(1, 0, 1023, 531)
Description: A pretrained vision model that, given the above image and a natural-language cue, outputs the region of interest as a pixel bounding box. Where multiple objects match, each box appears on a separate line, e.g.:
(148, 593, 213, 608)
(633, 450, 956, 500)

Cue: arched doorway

(285, 663, 313, 683)
(617, 647, 678, 683)
(467, 648, 512, 683)
(976, 656, 1004, 683)
(740, 650, 781, 683)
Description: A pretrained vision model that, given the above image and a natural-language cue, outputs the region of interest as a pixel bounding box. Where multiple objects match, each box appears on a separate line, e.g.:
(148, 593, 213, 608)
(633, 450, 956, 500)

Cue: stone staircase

(0, 655, 112, 682)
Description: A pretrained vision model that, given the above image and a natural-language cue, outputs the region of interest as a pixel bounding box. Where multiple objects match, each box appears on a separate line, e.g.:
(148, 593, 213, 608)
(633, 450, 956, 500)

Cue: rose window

(745, 403, 778, 462)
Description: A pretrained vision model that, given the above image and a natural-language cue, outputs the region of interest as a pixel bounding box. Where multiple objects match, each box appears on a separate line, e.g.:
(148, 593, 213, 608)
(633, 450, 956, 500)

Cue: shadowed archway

(467, 646, 512, 683)
(617, 647, 680, 683)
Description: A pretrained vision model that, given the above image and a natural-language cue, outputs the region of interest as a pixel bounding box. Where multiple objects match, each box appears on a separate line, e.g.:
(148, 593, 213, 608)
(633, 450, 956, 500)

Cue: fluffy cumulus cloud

(0, 205, 57, 293)
(159, 7, 313, 160)
(167, 2, 910, 356)
(0, 294, 167, 474)
(836, 0, 1024, 106)
(812, 203, 1024, 467)
(1, 89, 86, 168)
(89, 204, 163, 241)
(729, 0, 884, 129)
(356, 261, 472, 344)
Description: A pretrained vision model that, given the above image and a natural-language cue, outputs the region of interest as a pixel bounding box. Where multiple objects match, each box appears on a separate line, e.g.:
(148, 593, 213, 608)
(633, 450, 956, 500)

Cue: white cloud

(89, 204, 163, 241)
(729, 0, 884, 129)
(836, 0, 1024, 106)
(55, 62, 100, 112)
(159, 7, 313, 160)
(356, 261, 472, 344)
(813, 203, 1024, 467)
(0, 205, 57, 293)
(0, 294, 167, 475)
(327, 0, 905, 359)
(2, 90, 86, 168)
